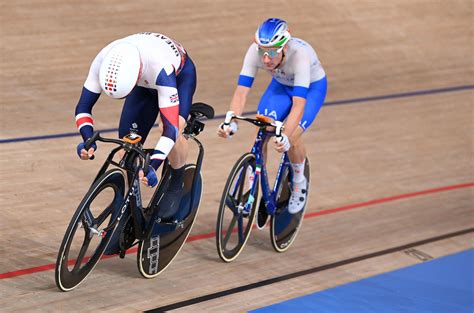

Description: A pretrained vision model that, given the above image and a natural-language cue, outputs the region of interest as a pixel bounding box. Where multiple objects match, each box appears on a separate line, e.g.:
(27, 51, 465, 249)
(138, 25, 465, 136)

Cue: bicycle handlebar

(85, 132, 100, 151)
(224, 112, 284, 138)
(85, 131, 150, 174)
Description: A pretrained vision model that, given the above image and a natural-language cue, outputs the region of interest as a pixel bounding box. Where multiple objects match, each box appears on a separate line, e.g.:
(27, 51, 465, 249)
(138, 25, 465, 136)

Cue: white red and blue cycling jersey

(74, 32, 196, 170)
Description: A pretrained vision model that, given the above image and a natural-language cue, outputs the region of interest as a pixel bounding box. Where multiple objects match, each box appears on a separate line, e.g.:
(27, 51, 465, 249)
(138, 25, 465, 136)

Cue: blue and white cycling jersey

(237, 38, 327, 130)
(238, 38, 326, 99)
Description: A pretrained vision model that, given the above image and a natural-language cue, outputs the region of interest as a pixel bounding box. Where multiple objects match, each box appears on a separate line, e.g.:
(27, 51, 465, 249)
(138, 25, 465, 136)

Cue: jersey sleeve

(292, 50, 312, 99)
(75, 88, 100, 141)
(75, 50, 105, 142)
(238, 43, 260, 88)
(83, 50, 104, 94)
(149, 64, 180, 170)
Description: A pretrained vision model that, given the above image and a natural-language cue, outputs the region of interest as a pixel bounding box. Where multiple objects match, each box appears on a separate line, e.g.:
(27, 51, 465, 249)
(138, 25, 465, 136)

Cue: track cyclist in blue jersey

(74, 32, 197, 219)
(217, 18, 327, 214)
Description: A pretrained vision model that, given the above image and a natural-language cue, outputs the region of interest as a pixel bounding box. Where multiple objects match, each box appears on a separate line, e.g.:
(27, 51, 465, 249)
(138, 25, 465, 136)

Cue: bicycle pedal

(119, 250, 126, 259)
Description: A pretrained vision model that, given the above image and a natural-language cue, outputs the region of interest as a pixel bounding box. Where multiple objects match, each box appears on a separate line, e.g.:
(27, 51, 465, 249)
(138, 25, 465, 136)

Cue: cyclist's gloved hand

(77, 142, 97, 160)
(217, 121, 238, 139)
(139, 165, 158, 188)
(274, 133, 291, 153)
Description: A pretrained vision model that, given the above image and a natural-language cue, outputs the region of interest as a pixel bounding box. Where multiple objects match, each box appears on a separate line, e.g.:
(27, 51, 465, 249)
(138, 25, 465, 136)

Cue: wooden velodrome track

(1, 0, 472, 311)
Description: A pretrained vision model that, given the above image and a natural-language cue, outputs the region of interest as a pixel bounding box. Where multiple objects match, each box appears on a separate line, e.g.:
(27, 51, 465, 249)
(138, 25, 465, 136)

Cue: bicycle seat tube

(252, 129, 276, 212)
(251, 127, 291, 216)
(121, 150, 148, 239)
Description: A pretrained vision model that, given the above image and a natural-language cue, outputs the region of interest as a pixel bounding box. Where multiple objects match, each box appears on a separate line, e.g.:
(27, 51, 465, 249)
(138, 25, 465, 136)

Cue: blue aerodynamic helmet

(255, 18, 291, 48)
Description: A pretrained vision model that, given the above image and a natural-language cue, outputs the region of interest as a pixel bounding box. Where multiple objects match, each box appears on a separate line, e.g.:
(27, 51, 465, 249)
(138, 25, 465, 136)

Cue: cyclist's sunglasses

(256, 46, 283, 58)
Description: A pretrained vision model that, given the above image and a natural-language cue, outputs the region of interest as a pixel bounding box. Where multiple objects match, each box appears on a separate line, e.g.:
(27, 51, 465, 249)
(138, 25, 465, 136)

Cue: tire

(216, 153, 259, 262)
(55, 169, 125, 291)
(137, 164, 202, 278)
(270, 157, 310, 252)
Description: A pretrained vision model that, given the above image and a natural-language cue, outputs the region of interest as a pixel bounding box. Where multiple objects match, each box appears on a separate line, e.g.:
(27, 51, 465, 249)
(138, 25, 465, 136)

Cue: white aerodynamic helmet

(99, 42, 141, 99)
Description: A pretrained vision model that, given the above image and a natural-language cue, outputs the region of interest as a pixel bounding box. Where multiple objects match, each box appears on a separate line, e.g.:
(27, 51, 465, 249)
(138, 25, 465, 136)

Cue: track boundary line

(147, 228, 474, 312)
(0, 181, 472, 280)
(1, 84, 472, 144)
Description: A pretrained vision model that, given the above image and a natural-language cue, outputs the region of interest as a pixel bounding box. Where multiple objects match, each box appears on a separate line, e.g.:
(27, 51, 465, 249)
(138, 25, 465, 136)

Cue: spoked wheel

(137, 164, 202, 278)
(216, 153, 260, 262)
(270, 157, 310, 252)
(55, 169, 125, 291)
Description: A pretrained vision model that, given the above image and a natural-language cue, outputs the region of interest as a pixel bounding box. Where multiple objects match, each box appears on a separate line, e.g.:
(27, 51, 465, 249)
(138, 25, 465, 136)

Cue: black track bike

(55, 102, 214, 291)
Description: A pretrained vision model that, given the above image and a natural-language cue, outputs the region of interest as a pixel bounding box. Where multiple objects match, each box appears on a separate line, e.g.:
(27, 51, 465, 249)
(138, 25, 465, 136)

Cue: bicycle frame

(83, 132, 205, 243)
(233, 127, 293, 217)
(217, 112, 309, 261)
(81, 146, 147, 241)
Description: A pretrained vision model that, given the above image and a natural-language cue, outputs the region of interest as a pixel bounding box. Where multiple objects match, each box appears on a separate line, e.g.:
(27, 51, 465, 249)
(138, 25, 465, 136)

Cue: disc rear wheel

(270, 157, 310, 252)
(137, 164, 202, 278)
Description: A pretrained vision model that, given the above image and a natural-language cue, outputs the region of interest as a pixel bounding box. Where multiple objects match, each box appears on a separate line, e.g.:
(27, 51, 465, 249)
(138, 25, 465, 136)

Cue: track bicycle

(55, 102, 214, 291)
(216, 112, 310, 262)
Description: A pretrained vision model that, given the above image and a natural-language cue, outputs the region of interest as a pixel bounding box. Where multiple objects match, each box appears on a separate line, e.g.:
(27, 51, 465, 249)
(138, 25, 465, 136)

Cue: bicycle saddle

(189, 102, 215, 119)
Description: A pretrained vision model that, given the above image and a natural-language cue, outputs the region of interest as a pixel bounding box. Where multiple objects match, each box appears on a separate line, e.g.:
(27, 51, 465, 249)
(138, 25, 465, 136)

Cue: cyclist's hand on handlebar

(273, 133, 291, 153)
(77, 142, 97, 160)
(217, 121, 238, 139)
(139, 165, 158, 188)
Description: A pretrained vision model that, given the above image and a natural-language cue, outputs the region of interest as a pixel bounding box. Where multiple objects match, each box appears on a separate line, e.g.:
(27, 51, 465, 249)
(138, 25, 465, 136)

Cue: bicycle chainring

(119, 215, 136, 251)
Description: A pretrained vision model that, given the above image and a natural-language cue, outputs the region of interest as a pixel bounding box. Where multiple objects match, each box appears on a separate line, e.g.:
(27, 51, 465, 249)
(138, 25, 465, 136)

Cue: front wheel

(270, 157, 310, 252)
(55, 169, 125, 291)
(216, 153, 260, 262)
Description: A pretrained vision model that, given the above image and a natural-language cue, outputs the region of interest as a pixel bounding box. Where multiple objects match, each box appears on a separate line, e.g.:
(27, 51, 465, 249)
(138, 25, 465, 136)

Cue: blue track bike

(55, 102, 214, 291)
(216, 113, 310, 262)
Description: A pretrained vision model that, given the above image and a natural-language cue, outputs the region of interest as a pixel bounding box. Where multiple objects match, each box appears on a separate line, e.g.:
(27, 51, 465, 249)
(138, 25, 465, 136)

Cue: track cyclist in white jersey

(217, 18, 327, 214)
(74, 32, 197, 220)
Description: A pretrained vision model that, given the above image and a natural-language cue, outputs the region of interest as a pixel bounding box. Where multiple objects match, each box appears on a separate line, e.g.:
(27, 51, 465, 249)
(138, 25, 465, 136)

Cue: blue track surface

(251, 249, 474, 313)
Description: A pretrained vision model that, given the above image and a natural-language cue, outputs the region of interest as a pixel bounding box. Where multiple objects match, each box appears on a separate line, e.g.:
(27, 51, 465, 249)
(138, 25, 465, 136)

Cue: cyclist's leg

(257, 78, 293, 162)
(119, 86, 158, 141)
(288, 76, 327, 163)
(157, 56, 197, 219)
(117, 87, 159, 165)
(257, 78, 292, 122)
(287, 76, 327, 213)
(166, 55, 196, 170)
(287, 128, 306, 162)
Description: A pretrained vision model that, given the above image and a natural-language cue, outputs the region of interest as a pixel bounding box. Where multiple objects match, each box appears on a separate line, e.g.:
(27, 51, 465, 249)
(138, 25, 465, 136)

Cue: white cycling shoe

(288, 177, 308, 214)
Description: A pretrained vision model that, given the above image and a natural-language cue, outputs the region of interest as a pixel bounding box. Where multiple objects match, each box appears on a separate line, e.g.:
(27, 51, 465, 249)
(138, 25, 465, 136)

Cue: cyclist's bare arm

(229, 85, 250, 116)
(217, 85, 250, 138)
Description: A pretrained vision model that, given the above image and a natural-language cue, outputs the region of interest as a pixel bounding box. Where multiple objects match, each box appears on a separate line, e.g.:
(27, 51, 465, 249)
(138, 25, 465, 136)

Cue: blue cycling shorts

(257, 76, 327, 131)
(118, 56, 197, 142)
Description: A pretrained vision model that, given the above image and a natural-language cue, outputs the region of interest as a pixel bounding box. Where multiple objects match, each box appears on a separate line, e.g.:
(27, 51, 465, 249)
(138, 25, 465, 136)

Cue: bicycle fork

(80, 183, 136, 240)
(81, 208, 107, 239)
